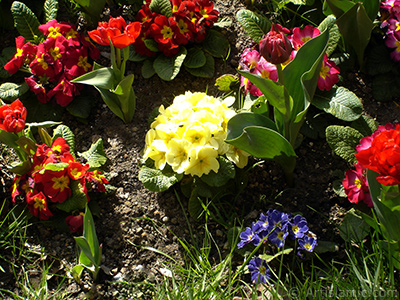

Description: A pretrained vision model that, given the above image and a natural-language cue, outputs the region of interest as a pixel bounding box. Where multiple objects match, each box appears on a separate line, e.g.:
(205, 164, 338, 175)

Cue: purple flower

(248, 257, 271, 284)
(255, 212, 273, 238)
(289, 215, 309, 239)
(268, 209, 291, 231)
(269, 227, 289, 248)
(237, 222, 261, 249)
(298, 231, 317, 252)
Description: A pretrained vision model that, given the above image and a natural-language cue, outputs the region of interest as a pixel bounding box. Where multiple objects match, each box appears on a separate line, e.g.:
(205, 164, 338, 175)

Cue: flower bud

(259, 23, 293, 65)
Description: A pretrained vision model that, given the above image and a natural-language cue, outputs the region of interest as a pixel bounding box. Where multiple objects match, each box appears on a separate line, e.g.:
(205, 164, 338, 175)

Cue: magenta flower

(290, 25, 321, 50)
(385, 31, 400, 61)
(342, 163, 372, 207)
(240, 48, 261, 70)
(317, 54, 339, 91)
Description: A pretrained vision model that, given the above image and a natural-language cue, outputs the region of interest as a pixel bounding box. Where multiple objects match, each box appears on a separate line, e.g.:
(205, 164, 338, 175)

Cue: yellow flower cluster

(143, 91, 250, 177)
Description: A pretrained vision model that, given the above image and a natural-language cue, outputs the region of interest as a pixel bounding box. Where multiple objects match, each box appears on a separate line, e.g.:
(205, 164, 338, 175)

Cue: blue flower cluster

(237, 209, 317, 252)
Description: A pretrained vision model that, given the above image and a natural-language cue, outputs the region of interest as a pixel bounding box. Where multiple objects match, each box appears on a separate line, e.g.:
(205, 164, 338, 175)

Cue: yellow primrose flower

(145, 129, 156, 148)
(165, 139, 192, 173)
(226, 145, 251, 169)
(143, 140, 168, 170)
(183, 124, 211, 146)
(184, 146, 219, 177)
(155, 123, 179, 143)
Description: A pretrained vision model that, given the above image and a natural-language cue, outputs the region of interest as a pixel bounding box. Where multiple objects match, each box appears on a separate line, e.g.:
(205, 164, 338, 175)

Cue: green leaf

(83, 205, 101, 265)
(71, 67, 115, 90)
(313, 86, 363, 121)
(94, 86, 125, 121)
(8, 160, 32, 176)
(66, 93, 93, 119)
(0, 56, 12, 78)
(0, 82, 29, 101)
(128, 45, 147, 62)
(215, 74, 239, 92)
(72, 265, 84, 283)
(142, 59, 156, 79)
(38, 127, 53, 147)
(333, 178, 346, 197)
(317, 15, 340, 57)
(324, 0, 355, 17)
(139, 165, 183, 192)
(11, 1, 43, 41)
(200, 156, 235, 187)
(53, 124, 75, 155)
(325, 125, 364, 165)
(74, 236, 97, 267)
(350, 115, 378, 137)
(27, 121, 62, 128)
(23, 95, 64, 123)
(334, 2, 374, 66)
(185, 53, 215, 78)
(72, 0, 106, 25)
(226, 113, 296, 176)
(56, 180, 88, 212)
(15, 136, 37, 155)
(79, 138, 107, 168)
(0, 129, 19, 149)
(236, 9, 271, 43)
(43, 0, 58, 22)
(238, 70, 291, 118)
(144, 39, 160, 52)
(149, 0, 172, 17)
(202, 29, 230, 58)
(39, 162, 69, 173)
(259, 248, 293, 263)
(188, 192, 202, 220)
(154, 47, 187, 81)
(184, 47, 206, 68)
(213, 16, 232, 28)
(339, 208, 370, 243)
(366, 44, 393, 76)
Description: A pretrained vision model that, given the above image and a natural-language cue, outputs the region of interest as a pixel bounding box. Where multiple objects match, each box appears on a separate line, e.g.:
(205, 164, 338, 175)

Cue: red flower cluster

(0, 99, 27, 133)
(355, 123, 400, 186)
(11, 137, 108, 220)
(4, 20, 100, 107)
(88, 16, 141, 49)
(133, 0, 219, 57)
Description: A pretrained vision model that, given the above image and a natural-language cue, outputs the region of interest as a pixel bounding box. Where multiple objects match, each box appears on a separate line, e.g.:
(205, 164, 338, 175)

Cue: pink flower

(65, 213, 84, 233)
(240, 48, 261, 70)
(290, 25, 321, 50)
(342, 163, 373, 207)
(317, 54, 340, 91)
(356, 123, 397, 152)
(385, 31, 400, 62)
(255, 61, 278, 81)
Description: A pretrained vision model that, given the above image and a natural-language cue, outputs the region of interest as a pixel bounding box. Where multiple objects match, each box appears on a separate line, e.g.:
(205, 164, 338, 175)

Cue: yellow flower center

(277, 231, 285, 240)
(354, 178, 362, 189)
(304, 243, 312, 251)
(292, 225, 299, 233)
(65, 28, 78, 39)
(38, 54, 49, 70)
(396, 40, 400, 53)
(200, 8, 209, 18)
(161, 25, 173, 39)
(261, 69, 270, 78)
(52, 175, 69, 191)
(259, 265, 267, 275)
(177, 19, 189, 34)
(320, 63, 330, 79)
(48, 26, 62, 38)
(15, 48, 24, 58)
(49, 47, 62, 61)
(70, 168, 82, 178)
(78, 56, 91, 72)
(33, 196, 45, 210)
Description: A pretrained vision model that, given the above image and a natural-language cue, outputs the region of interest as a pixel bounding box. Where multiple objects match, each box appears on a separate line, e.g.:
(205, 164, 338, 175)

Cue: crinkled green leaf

(149, 0, 172, 17)
(351, 115, 378, 137)
(236, 9, 271, 43)
(372, 73, 400, 102)
(142, 59, 156, 79)
(56, 180, 88, 212)
(79, 138, 107, 168)
(366, 44, 393, 76)
(154, 47, 187, 81)
(139, 165, 183, 192)
(325, 125, 363, 165)
(0, 56, 12, 78)
(144, 39, 160, 52)
(333, 178, 346, 198)
(0, 82, 29, 101)
(202, 29, 229, 58)
(318, 15, 340, 57)
(11, 1, 44, 41)
(200, 156, 235, 187)
(213, 16, 232, 28)
(215, 74, 239, 92)
(185, 52, 214, 78)
(44, 0, 58, 22)
(53, 124, 75, 155)
(313, 86, 363, 121)
(184, 47, 206, 68)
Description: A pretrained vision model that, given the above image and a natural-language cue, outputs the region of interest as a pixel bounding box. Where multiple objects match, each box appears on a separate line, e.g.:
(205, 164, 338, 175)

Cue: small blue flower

(289, 215, 309, 239)
(269, 227, 289, 248)
(268, 209, 291, 231)
(248, 257, 271, 284)
(237, 222, 261, 249)
(298, 231, 317, 252)
(255, 212, 272, 238)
